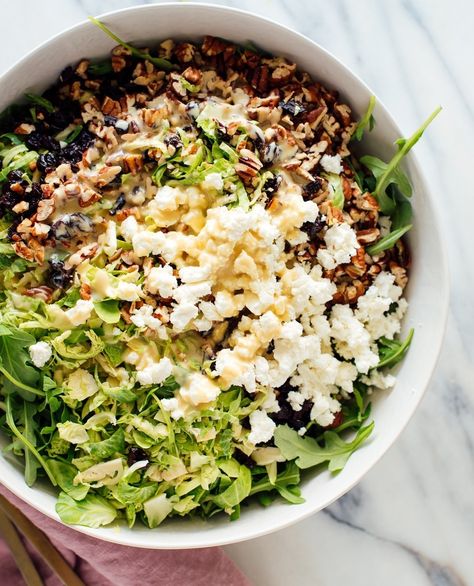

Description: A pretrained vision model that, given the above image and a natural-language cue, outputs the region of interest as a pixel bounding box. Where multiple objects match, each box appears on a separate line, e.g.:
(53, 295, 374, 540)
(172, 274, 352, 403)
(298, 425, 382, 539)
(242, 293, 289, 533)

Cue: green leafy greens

(89, 17, 175, 71)
(274, 422, 375, 472)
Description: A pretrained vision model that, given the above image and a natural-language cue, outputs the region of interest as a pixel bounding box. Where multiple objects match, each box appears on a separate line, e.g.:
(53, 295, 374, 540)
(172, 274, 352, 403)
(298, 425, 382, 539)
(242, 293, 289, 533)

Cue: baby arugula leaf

(24, 93, 55, 114)
(5, 395, 56, 485)
(250, 461, 304, 504)
(377, 328, 414, 369)
(0, 325, 43, 399)
(367, 224, 412, 256)
(353, 95, 376, 141)
(362, 107, 441, 214)
(89, 17, 175, 71)
(274, 422, 374, 473)
(20, 401, 40, 486)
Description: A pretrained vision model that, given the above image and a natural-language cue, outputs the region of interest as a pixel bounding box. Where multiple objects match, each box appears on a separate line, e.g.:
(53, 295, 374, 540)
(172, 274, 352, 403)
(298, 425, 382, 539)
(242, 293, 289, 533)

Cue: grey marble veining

(1, 1, 473, 585)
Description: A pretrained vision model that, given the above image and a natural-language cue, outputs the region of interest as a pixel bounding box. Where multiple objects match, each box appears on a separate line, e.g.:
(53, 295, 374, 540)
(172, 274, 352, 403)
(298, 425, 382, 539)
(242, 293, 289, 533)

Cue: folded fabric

(0, 485, 250, 586)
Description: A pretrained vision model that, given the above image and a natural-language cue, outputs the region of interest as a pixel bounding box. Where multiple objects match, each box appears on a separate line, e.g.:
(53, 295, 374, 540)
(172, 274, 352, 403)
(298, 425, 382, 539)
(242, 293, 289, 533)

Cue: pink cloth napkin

(0, 486, 250, 586)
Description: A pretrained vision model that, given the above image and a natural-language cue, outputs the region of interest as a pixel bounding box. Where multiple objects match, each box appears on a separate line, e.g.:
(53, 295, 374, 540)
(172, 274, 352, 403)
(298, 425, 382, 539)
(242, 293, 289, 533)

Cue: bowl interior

(0, 3, 448, 548)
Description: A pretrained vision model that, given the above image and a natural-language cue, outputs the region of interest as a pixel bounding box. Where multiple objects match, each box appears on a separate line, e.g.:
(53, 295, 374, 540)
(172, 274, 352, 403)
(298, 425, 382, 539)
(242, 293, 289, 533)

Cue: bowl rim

(0, 1, 449, 549)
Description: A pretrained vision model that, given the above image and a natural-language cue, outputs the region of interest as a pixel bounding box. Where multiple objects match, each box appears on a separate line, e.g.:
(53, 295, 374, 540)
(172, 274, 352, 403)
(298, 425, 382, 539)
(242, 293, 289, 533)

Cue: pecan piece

(202, 36, 228, 56)
(36, 199, 55, 222)
(13, 241, 34, 262)
(101, 96, 122, 116)
(124, 154, 144, 175)
(357, 228, 380, 244)
(235, 149, 263, 183)
(182, 67, 202, 85)
(80, 283, 92, 301)
(250, 65, 270, 94)
(79, 189, 101, 208)
(24, 286, 53, 303)
(175, 42, 195, 63)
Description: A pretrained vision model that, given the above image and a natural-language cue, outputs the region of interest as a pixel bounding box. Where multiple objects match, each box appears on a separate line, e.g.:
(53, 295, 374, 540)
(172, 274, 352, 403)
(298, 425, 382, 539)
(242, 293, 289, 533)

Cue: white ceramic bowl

(0, 3, 448, 549)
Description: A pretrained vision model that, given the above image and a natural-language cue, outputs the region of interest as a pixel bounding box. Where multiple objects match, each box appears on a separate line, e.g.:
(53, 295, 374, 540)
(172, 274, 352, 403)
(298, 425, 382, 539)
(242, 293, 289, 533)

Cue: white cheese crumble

(130, 305, 167, 339)
(248, 410, 276, 445)
(132, 230, 165, 257)
(317, 223, 359, 270)
(320, 153, 343, 174)
(136, 357, 173, 386)
(65, 300, 94, 327)
(146, 265, 178, 298)
(29, 341, 52, 368)
(201, 172, 223, 192)
(330, 304, 379, 374)
(161, 372, 221, 420)
(120, 215, 139, 241)
(180, 372, 221, 406)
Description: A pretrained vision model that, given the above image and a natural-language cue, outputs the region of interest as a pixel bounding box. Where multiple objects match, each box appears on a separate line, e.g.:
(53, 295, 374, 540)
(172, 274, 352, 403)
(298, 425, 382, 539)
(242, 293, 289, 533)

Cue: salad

(0, 22, 439, 529)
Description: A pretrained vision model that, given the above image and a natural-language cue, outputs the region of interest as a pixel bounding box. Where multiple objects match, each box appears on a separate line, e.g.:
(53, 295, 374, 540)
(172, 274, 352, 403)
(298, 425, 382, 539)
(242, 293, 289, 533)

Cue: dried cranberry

(127, 446, 148, 466)
(109, 193, 126, 216)
(47, 258, 74, 290)
(0, 192, 18, 217)
(23, 183, 43, 212)
(234, 449, 256, 469)
(47, 110, 70, 132)
(301, 216, 325, 241)
(104, 115, 118, 126)
(60, 130, 94, 163)
(59, 66, 75, 83)
(7, 170, 24, 183)
(37, 152, 58, 173)
(270, 382, 314, 431)
(263, 174, 282, 196)
(26, 132, 60, 153)
(164, 133, 183, 150)
(303, 178, 322, 199)
(279, 99, 306, 117)
(7, 221, 19, 240)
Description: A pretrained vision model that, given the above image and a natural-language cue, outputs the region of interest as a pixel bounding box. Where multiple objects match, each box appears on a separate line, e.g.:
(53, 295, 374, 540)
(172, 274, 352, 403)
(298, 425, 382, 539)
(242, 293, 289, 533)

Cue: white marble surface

(1, 1, 472, 584)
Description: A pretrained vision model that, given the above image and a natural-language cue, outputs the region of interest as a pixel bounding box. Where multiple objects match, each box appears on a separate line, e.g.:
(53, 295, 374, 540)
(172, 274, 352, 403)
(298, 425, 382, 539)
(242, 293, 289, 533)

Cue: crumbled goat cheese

(161, 373, 221, 420)
(65, 300, 94, 326)
(201, 172, 223, 192)
(130, 305, 167, 338)
(330, 304, 379, 373)
(101, 221, 117, 256)
(132, 230, 165, 257)
(115, 281, 142, 302)
(170, 303, 199, 331)
(356, 272, 405, 340)
(154, 185, 184, 211)
(160, 397, 185, 420)
(320, 153, 343, 174)
(180, 372, 221, 406)
(361, 369, 396, 390)
(317, 223, 359, 269)
(120, 215, 139, 241)
(136, 357, 173, 386)
(248, 410, 276, 445)
(114, 119, 129, 131)
(146, 265, 178, 298)
(29, 341, 52, 368)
